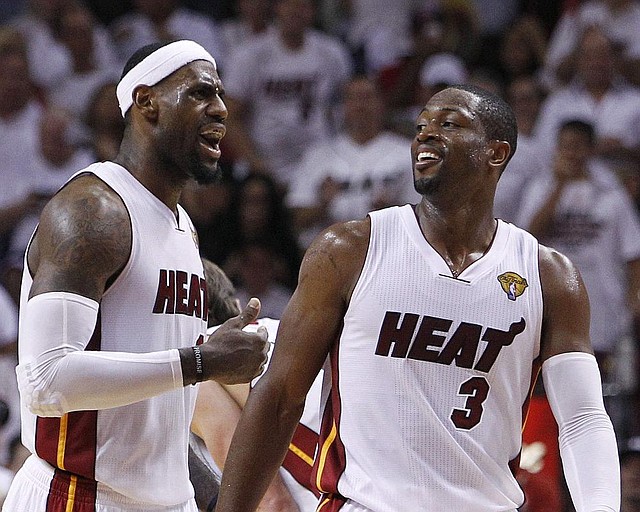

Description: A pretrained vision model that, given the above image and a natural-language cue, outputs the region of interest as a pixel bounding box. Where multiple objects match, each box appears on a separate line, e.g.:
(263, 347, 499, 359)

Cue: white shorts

(2, 455, 198, 512)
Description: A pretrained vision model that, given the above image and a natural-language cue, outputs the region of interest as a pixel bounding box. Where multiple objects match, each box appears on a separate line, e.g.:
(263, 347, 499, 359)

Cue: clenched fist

(180, 298, 270, 386)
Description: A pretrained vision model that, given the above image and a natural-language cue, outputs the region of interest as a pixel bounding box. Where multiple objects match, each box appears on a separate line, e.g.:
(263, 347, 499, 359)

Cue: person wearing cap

(1, 40, 270, 512)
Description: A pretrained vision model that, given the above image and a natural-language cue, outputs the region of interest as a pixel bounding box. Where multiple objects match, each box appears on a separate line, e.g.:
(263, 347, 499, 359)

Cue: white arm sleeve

(17, 292, 184, 417)
(542, 352, 620, 512)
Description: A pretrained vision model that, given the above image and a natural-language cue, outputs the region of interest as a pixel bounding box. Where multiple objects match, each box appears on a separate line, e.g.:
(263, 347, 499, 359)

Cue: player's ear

(131, 85, 159, 121)
(487, 140, 510, 169)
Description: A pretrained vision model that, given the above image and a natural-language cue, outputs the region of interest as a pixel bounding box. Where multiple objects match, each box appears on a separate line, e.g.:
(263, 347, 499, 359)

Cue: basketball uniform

(7, 162, 207, 511)
(312, 205, 543, 511)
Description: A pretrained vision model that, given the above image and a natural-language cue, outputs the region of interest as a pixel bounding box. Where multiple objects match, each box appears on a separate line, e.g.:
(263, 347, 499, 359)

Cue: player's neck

(114, 148, 184, 216)
(414, 201, 497, 272)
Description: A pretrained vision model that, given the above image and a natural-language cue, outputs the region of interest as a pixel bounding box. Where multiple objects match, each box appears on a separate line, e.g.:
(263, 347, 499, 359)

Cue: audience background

(1, 1, 639, 510)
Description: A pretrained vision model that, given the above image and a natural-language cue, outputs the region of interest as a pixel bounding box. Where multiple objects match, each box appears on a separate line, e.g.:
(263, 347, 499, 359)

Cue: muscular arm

(18, 175, 268, 416)
(216, 219, 370, 512)
(538, 245, 593, 361)
(17, 176, 184, 414)
(538, 245, 620, 511)
(27, 174, 131, 301)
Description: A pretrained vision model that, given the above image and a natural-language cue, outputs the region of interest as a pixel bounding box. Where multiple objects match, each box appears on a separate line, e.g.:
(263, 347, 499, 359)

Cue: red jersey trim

(283, 423, 320, 497)
(312, 339, 347, 494)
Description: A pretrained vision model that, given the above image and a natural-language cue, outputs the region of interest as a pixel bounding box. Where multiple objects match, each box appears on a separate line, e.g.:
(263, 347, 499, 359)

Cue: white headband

(116, 40, 217, 117)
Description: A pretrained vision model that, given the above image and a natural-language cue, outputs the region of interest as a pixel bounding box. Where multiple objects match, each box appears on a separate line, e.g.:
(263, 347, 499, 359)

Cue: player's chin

(414, 175, 439, 196)
(191, 161, 222, 185)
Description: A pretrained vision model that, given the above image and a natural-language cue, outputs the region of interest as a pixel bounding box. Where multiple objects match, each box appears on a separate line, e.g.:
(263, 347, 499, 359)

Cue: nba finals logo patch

(498, 272, 528, 301)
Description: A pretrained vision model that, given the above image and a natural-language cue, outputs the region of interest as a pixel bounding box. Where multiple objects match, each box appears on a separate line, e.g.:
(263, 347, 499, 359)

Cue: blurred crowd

(0, 0, 640, 510)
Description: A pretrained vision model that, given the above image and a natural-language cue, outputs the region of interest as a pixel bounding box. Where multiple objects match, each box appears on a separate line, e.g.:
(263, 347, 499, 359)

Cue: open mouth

(415, 149, 442, 170)
(199, 130, 224, 158)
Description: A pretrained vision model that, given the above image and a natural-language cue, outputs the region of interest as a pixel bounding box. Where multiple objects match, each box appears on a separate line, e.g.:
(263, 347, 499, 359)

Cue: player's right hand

(200, 297, 270, 384)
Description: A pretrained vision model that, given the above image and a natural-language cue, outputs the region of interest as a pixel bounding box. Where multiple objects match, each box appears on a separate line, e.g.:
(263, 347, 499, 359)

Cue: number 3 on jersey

(451, 376, 490, 430)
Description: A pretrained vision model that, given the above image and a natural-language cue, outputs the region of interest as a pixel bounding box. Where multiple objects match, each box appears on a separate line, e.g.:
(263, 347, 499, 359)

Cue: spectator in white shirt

(534, 26, 640, 174)
(221, 0, 352, 187)
(287, 75, 419, 247)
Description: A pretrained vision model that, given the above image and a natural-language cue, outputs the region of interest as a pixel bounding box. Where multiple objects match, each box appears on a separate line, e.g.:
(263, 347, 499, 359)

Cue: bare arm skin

(27, 174, 131, 301)
(192, 382, 301, 512)
(216, 218, 371, 512)
(525, 154, 576, 240)
(626, 259, 640, 341)
(192, 381, 244, 470)
(538, 243, 594, 361)
(525, 183, 565, 240)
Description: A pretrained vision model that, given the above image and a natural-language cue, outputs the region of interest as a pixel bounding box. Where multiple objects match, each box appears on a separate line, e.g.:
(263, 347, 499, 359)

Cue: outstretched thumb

(236, 297, 261, 328)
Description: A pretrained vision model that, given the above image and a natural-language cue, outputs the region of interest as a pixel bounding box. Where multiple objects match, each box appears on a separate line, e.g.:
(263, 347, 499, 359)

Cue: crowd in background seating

(1, 1, 639, 510)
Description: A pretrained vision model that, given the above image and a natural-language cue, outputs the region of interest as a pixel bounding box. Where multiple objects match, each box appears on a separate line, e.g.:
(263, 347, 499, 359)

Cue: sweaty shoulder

(538, 243, 593, 360)
(301, 218, 371, 302)
(28, 173, 132, 301)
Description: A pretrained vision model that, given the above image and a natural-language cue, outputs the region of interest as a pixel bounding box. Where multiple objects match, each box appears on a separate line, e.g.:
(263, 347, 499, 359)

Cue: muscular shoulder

(538, 243, 593, 359)
(538, 244, 584, 301)
(28, 173, 131, 300)
(300, 218, 370, 300)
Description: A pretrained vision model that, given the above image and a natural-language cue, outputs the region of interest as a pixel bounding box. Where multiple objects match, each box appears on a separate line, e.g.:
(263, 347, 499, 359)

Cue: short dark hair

(448, 84, 518, 164)
(559, 119, 595, 146)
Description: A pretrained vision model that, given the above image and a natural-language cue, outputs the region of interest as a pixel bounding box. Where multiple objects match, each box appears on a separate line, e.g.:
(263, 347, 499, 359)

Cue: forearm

(18, 348, 183, 415)
(192, 380, 244, 470)
(0, 201, 29, 236)
(217, 381, 304, 512)
(18, 292, 184, 416)
(292, 205, 330, 232)
(543, 352, 620, 511)
(222, 99, 267, 174)
(0, 340, 16, 357)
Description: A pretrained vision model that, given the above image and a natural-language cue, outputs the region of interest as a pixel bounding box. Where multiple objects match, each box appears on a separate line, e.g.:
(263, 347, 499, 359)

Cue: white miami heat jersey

(18, 161, 208, 506)
(312, 205, 543, 512)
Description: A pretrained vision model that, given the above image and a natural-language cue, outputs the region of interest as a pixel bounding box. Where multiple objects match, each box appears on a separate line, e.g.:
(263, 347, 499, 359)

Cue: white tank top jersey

(18, 162, 208, 506)
(312, 205, 543, 512)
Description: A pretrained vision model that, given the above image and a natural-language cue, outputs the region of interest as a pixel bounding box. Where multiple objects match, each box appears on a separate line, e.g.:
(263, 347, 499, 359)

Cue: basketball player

(2, 40, 269, 512)
(216, 85, 621, 511)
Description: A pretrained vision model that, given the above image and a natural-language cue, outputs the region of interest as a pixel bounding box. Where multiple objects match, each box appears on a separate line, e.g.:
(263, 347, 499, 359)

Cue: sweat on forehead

(116, 40, 217, 117)
(428, 85, 518, 153)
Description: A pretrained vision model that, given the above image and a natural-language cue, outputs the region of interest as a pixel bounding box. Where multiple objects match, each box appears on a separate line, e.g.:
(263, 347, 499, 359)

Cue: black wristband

(193, 345, 204, 383)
